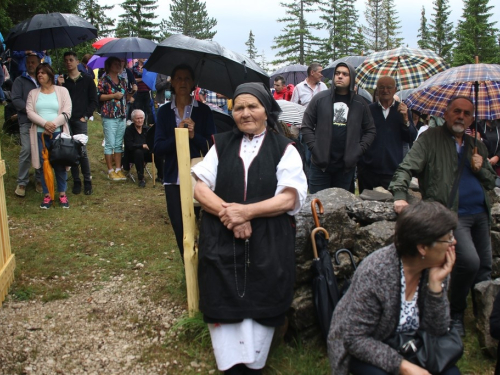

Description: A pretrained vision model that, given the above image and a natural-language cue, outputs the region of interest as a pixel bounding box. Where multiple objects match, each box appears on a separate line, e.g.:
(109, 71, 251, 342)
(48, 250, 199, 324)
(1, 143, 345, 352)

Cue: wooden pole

(175, 128, 199, 316)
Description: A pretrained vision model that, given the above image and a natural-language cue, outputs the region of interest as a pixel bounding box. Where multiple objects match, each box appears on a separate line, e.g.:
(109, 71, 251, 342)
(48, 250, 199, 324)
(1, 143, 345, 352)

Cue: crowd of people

(3, 44, 500, 374)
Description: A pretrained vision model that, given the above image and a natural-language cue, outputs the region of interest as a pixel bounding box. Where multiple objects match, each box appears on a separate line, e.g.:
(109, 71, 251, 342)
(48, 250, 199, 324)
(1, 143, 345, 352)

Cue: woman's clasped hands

(219, 202, 252, 239)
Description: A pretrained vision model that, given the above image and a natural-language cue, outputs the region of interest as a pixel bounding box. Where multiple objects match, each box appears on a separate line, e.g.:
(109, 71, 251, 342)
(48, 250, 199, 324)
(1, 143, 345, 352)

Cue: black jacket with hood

(301, 63, 375, 170)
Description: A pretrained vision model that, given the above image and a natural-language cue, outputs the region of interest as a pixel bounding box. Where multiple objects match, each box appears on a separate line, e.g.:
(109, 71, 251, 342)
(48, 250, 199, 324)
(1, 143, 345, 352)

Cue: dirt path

(0, 275, 214, 375)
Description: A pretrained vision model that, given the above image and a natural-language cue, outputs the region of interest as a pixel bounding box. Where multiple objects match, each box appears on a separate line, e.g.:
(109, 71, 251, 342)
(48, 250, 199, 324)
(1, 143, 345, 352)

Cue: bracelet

(427, 282, 444, 296)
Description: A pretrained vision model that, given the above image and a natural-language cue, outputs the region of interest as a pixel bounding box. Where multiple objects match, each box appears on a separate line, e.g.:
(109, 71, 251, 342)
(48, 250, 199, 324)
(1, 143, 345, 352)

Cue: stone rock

(353, 221, 395, 259)
(410, 177, 420, 191)
(346, 201, 397, 224)
(493, 258, 500, 280)
(358, 189, 394, 202)
(474, 279, 500, 358)
(295, 189, 359, 264)
(492, 232, 500, 258)
(288, 286, 316, 332)
(492, 203, 500, 232)
(489, 188, 500, 205)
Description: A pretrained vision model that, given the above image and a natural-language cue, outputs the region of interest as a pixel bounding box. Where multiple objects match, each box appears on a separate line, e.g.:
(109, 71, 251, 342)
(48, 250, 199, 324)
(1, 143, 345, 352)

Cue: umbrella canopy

(405, 64, 500, 121)
(95, 37, 157, 59)
(142, 67, 157, 91)
(92, 37, 117, 49)
(270, 64, 308, 86)
(209, 107, 236, 133)
(276, 100, 306, 126)
(144, 34, 269, 98)
(5, 13, 97, 51)
(357, 87, 373, 103)
(395, 88, 417, 101)
(322, 55, 367, 79)
(356, 47, 448, 91)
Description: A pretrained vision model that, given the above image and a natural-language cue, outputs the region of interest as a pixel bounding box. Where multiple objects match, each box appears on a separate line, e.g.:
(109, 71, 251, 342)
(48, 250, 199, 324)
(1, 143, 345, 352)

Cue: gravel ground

(0, 275, 213, 375)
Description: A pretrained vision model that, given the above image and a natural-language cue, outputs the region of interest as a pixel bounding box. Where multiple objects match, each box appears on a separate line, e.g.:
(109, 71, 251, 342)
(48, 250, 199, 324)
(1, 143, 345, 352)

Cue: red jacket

(273, 84, 294, 101)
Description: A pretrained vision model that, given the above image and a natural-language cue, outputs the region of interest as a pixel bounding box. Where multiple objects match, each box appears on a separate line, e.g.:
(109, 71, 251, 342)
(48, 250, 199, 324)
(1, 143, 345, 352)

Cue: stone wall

(290, 187, 500, 344)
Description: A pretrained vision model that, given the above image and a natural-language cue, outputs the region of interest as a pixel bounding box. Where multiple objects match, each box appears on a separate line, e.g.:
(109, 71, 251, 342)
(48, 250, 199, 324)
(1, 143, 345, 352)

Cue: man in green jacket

(389, 96, 496, 337)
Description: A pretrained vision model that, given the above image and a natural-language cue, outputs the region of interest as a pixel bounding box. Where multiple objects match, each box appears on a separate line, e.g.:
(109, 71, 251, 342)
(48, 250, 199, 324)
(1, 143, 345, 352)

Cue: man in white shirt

(290, 63, 328, 107)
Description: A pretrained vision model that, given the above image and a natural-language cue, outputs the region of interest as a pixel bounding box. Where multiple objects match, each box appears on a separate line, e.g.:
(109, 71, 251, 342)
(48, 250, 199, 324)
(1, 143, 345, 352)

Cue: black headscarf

(233, 82, 282, 129)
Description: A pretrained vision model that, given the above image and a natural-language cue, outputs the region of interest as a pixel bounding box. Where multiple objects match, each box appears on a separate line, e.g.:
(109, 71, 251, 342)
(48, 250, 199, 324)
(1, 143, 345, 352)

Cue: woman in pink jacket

(26, 63, 71, 209)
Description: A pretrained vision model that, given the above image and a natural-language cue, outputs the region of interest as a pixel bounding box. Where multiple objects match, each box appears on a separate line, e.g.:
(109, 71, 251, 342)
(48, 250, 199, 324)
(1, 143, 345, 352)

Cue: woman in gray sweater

(328, 201, 461, 375)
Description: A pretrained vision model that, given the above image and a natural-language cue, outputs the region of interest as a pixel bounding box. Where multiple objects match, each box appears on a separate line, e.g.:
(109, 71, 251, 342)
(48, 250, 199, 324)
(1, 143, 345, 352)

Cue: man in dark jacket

(58, 51, 98, 195)
(357, 76, 417, 192)
(12, 53, 42, 197)
(301, 62, 376, 193)
(389, 96, 496, 337)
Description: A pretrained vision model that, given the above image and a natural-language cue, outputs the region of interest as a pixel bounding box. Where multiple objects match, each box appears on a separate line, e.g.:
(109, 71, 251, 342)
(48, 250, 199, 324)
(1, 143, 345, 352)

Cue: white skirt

(208, 318, 275, 371)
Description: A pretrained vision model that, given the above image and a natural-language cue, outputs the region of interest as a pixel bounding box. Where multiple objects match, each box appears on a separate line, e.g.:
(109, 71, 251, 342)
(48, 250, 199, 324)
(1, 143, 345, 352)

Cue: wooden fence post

(175, 128, 199, 316)
(0, 143, 16, 307)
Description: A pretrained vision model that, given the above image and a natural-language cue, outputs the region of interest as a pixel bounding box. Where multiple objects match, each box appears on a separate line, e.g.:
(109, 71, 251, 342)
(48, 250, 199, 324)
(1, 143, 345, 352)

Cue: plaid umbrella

(356, 47, 448, 90)
(405, 64, 500, 121)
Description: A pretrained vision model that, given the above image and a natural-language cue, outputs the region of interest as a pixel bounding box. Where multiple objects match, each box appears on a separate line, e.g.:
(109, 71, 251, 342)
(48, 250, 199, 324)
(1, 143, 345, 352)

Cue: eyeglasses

(377, 85, 395, 91)
(335, 71, 349, 77)
(435, 234, 455, 245)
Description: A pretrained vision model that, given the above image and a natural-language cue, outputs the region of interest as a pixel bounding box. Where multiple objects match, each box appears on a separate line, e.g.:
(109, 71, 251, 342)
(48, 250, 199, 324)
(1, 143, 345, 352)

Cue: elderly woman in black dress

(192, 83, 307, 374)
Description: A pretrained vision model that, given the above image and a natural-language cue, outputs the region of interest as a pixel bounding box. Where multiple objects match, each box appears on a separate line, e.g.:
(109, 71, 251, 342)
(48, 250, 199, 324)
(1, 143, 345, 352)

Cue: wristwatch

(84, 116, 89, 121)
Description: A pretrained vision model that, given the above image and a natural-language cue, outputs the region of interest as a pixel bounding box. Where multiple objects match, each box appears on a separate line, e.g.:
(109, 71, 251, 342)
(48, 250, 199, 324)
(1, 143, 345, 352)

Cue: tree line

(1, 0, 498, 70)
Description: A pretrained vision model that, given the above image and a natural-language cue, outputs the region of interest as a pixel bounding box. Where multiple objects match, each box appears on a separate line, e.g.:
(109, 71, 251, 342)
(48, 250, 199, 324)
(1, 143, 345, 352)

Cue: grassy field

(0, 112, 496, 374)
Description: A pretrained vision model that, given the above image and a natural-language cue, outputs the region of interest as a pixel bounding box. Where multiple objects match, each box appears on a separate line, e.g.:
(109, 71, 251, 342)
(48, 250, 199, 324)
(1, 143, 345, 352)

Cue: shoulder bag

(49, 113, 83, 166)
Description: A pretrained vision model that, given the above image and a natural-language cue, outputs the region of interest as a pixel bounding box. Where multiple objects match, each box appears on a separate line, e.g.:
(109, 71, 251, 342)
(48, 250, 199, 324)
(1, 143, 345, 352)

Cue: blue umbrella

(270, 64, 308, 86)
(142, 67, 157, 91)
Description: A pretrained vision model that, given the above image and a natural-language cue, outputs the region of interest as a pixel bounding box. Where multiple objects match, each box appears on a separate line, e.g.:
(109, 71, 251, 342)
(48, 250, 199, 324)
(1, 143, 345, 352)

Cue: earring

(422, 256, 425, 260)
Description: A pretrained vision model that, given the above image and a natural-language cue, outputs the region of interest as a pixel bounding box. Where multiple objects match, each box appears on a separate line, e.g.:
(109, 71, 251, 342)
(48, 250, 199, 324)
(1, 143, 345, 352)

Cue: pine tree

(160, 0, 217, 40)
(417, 6, 432, 50)
(319, 0, 364, 64)
(381, 0, 404, 49)
(363, 0, 386, 52)
(428, 0, 454, 62)
(258, 49, 270, 74)
(453, 0, 499, 65)
(245, 30, 258, 60)
(79, 0, 115, 37)
(272, 0, 323, 66)
(115, 0, 159, 40)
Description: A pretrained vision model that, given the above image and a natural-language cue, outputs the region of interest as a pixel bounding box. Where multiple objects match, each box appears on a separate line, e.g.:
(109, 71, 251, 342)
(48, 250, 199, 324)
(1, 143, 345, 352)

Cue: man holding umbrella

(57, 51, 98, 195)
(389, 96, 496, 337)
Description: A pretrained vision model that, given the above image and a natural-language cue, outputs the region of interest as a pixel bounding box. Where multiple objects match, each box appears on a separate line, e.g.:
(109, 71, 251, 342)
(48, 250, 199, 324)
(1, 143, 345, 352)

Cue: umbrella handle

(311, 198, 324, 228)
(335, 249, 357, 270)
(311, 227, 329, 259)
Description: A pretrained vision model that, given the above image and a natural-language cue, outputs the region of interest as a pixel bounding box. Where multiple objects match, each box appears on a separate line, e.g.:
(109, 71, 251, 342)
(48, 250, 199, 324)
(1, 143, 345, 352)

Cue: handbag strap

(447, 140, 469, 209)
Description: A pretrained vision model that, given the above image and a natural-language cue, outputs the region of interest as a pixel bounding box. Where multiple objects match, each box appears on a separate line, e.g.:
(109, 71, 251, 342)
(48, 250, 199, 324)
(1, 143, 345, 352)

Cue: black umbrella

(310, 198, 340, 340)
(270, 64, 308, 86)
(207, 105, 235, 133)
(144, 34, 269, 98)
(94, 37, 157, 59)
(322, 56, 367, 79)
(5, 13, 97, 51)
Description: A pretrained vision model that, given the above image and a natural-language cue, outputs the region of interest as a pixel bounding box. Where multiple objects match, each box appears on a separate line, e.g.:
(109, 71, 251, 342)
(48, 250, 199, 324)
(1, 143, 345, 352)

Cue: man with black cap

(301, 62, 375, 194)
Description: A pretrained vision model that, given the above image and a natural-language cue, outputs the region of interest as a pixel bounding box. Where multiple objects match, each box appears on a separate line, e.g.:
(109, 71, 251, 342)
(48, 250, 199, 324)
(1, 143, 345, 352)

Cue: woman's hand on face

(399, 359, 431, 375)
(233, 222, 252, 239)
(182, 118, 195, 139)
(219, 202, 248, 230)
(428, 246, 456, 289)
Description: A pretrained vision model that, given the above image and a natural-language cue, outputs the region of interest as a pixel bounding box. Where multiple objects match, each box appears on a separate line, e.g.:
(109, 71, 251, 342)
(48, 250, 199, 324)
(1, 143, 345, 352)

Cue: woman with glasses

(328, 201, 462, 375)
(26, 63, 72, 208)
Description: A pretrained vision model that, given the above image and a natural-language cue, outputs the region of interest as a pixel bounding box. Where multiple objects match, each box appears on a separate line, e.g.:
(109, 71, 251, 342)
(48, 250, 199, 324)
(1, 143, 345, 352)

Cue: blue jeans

(450, 211, 492, 314)
(308, 163, 355, 194)
(38, 132, 67, 194)
(349, 357, 461, 375)
(103, 117, 126, 154)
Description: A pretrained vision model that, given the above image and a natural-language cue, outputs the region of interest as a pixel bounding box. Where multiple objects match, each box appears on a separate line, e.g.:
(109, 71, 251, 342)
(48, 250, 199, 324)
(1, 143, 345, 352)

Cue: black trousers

(132, 91, 154, 124)
(224, 364, 262, 374)
(69, 120, 91, 183)
(357, 165, 394, 193)
(123, 148, 163, 181)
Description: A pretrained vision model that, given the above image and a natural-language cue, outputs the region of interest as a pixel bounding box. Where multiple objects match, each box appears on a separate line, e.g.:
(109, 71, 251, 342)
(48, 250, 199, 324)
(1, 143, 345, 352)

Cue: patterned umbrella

(276, 100, 306, 126)
(356, 47, 448, 90)
(405, 64, 500, 121)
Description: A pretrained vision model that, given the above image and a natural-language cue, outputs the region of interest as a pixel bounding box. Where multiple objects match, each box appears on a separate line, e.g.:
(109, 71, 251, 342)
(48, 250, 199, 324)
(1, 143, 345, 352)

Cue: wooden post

(0, 143, 16, 307)
(175, 128, 199, 316)
(475, 56, 479, 64)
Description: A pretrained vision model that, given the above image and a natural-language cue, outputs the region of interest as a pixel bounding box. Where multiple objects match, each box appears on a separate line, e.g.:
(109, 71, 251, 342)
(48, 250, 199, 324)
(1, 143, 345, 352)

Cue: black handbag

(49, 113, 83, 166)
(49, 136, 82, 166)
(384, 327, 463, 374)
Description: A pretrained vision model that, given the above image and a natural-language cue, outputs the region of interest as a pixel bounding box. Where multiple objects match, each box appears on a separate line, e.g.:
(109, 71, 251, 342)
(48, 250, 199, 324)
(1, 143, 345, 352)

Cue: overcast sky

(102, 0, 499, 69)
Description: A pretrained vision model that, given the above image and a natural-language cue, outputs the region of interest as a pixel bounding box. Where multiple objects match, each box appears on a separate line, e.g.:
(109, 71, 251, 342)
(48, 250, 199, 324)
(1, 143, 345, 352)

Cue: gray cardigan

(327, 244, 450, 375)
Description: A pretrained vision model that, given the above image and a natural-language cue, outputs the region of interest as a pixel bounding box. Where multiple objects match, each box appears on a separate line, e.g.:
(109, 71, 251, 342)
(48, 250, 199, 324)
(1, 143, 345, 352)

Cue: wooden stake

(175, 128, 199, 316)
(475, 56, 479, 64)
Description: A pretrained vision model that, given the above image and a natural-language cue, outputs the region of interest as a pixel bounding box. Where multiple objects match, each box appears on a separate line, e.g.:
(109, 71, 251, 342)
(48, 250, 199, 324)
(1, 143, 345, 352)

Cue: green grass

(1, 112, 497, 374)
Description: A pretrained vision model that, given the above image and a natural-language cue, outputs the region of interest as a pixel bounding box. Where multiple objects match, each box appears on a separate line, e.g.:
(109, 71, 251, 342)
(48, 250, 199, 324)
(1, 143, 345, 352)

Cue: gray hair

(131, 109, 145, 121)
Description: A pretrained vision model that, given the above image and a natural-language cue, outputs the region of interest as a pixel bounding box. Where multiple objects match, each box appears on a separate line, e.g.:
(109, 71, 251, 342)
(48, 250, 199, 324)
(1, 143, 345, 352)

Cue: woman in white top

(192, 82, 307, 374)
